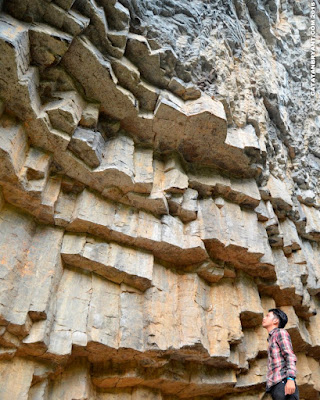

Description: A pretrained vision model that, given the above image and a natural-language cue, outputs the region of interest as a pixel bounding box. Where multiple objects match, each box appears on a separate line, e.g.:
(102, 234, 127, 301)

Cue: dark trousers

(269, 380, 299, 400)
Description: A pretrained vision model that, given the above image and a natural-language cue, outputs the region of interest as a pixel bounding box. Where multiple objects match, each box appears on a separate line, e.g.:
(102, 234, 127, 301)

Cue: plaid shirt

(266, 328, 297, 390)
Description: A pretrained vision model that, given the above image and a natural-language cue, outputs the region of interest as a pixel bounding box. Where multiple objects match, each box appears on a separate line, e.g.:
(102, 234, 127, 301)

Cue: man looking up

(262, 308, 299, 399)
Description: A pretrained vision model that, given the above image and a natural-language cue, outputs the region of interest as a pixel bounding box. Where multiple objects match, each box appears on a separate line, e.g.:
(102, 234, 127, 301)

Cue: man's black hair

(269, 308, 288, 329)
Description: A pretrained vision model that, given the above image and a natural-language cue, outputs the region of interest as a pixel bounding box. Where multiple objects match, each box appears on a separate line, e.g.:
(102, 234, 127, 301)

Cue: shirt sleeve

(276, 329, 297, 378)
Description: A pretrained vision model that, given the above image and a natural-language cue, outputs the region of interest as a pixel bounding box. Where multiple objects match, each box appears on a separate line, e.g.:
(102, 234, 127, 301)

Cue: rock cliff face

(0, 0, 319, 398)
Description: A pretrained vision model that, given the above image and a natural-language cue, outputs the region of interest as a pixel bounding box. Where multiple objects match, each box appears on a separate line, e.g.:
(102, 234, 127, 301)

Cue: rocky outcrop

(0, 0, 319, 399)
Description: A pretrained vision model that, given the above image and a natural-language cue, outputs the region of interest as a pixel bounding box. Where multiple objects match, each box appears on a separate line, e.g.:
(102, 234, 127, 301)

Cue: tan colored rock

(119, 285, 144, 351)
(206, 279, 242, 359)
(87, 274, 120, 349)
(299, 203, 320, 240)
(80, 103, 100, 129)
(198, 198, 269, 269)
(190, 170, 260, 209)
(196, 259, 225, 283)
(168, 77, 201, 101)
(279, 218, 301, 255)
(225, 124, 261, 155)
(238, 326, 268, 370)
(45, 91, 85, 135)
(48, 267, 92, 356)
(49, 359, 93, 399)
(96, 133, 135, 191)
(0, 186, 4, 212)
(62, 36, 137, 119)
(133, 147, 154, 193)
(0, 207, 35, 334)
(280, 306, 311, 351)
(61, 233, 153, 291)
(39, 176, 62, 221)
(177, 274, 209, 353)
(68, 189, 207, 265)
(54, 191, 77, 227)
(0, 2, 320, 398)
(8, 225, 63, 333)
(266, 174, 293, 211)
(163, 155, 188, 193)
(144, 264, 179, 351)
(236, 272, 263, 328)
(28, 380, 49, 400)
(235, 358, 267, 388)
(0, 358, 35, 400)
(0, 117, 28, 184)
(125, 34, 171, 89)
(22, 147, 51, 181)
(69, 127, 104, 168)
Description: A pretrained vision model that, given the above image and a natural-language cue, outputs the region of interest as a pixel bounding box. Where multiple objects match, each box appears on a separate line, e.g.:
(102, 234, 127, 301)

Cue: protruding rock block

(226, 123, 260, 149)
(23, 147, 51, 181)
(168, 76, 201, 101)
(61, 233, 153, 291)
(87, 274, 120, 349)
(0, 14, 30, 80)
(105, 1, 130, 32)
(125, 34, 171, 89)
(266, 174, 293, 212)
(144, 263, 180, 351)
(177, 274, 209, 353)
(68, 127, 105, 168)
(54, 191, 77, 227)
(0, 117, 28, 183)
(96, 133, 135, 190)
(281, 306, 312, 352)
(198, 198, 270, 270)
(0, 207, 35, 334)
(49, 358, 93, 399)
(48, 267, 92, 356)
(68, 189, 207, 266)
(29, 23, 73, 67)
(236, 272, 263, 328)
(119, 285, 144, 351)
(238, 326, 268, 370)
(299, 203, 320, 241)
(280, 218, 301, 254)
(206, 279, 242, 359)
(111, 57, 160, 112)
(190, 170, 261, 209)
(80, 103, 100, 129)
(45, 91, 85, 135)
(153, 93, 227, 165)
(133, 147, 154, 193)
(0, 358, 35, 400)
(167, 188, 198, 223)
(62, 36, 137, 119)
(235, 358, 267, 388)
(196, 259, 225, 283)
(163, 155, 188, 193)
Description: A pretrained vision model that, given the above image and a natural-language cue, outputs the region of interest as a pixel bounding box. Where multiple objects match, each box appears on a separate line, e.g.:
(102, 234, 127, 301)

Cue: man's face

(262, 311, 278, 329)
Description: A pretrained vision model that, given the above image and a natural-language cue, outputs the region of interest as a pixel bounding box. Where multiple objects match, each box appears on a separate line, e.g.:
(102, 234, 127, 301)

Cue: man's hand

(285, 379, 296, 395)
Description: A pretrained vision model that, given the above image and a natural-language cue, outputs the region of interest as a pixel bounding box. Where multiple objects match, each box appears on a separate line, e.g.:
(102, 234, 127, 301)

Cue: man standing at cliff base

(262, 308, 299, 400)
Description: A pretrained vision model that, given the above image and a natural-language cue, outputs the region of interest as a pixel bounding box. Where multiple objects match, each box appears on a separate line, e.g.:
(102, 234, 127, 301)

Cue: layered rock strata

(0, 0, 319, 399)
